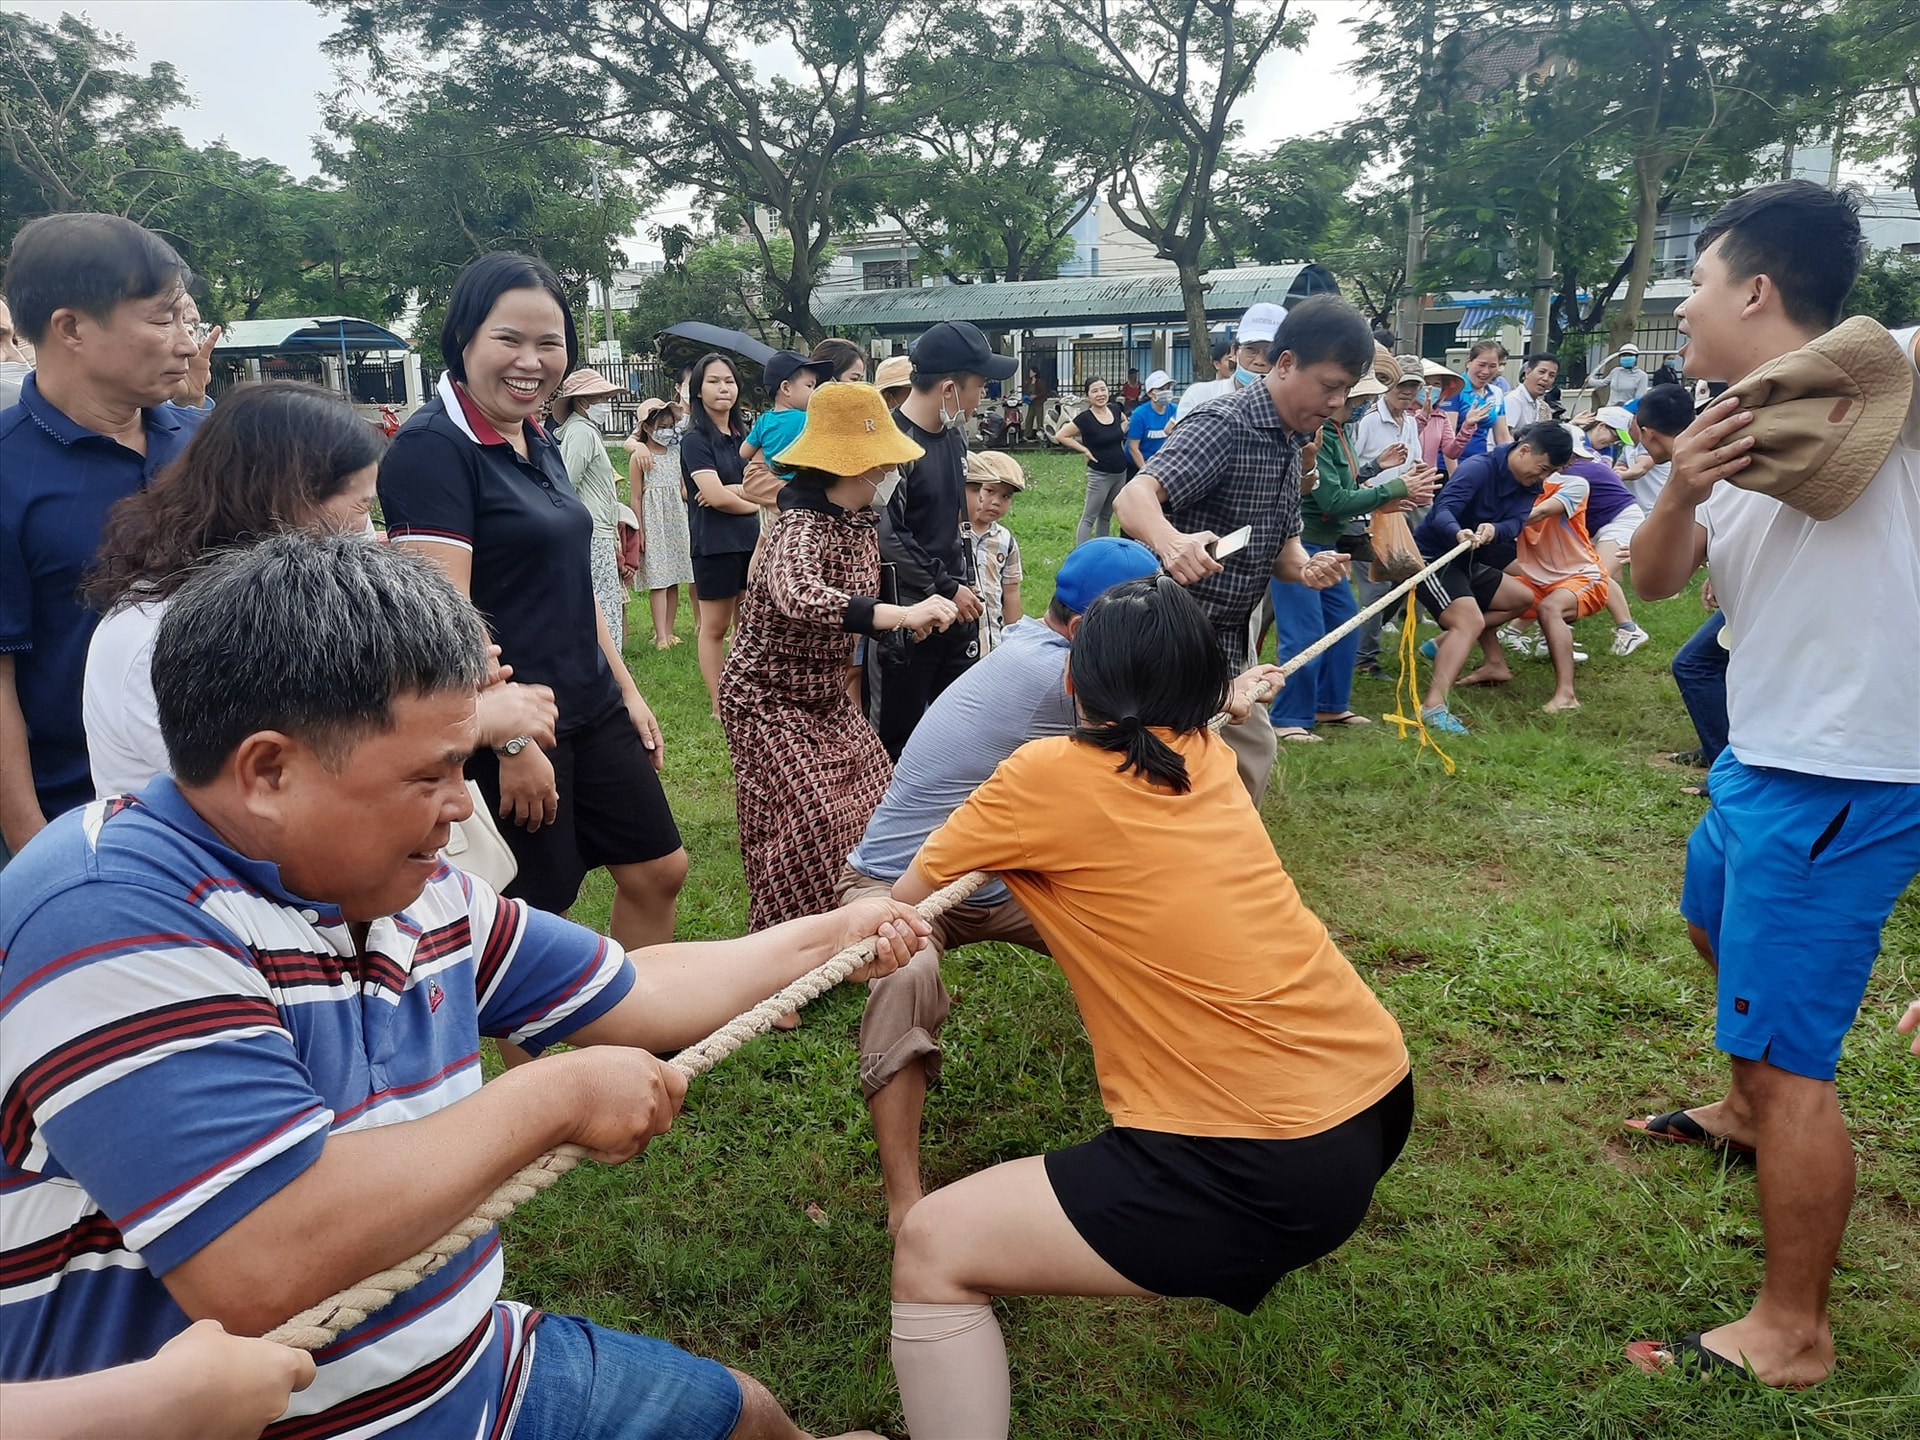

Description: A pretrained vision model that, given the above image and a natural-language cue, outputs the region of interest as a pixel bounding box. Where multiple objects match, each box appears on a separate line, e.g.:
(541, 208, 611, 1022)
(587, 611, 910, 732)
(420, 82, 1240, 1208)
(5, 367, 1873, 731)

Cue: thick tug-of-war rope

(265, 541, 1480, 1351)
(263, 871, 989, 1351)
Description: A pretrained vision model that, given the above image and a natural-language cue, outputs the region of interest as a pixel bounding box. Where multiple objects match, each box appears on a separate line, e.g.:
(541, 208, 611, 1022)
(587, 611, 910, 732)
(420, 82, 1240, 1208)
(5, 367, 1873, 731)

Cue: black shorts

(691, 550, 752, 600)
(1416, 555, 1506, 621)
(1044, 1073, 1413, 1314)
(467, 702, 683, 914)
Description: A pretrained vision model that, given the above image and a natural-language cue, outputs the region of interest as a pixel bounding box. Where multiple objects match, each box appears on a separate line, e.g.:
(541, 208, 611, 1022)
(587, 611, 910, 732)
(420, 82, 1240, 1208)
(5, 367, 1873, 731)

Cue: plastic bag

(1368, 507, 1423, 583)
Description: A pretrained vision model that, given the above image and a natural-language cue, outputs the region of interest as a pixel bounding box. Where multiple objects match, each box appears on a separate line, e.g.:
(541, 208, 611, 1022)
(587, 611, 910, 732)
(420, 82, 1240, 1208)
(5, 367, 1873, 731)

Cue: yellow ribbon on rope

(1382, 592, 1456, 774)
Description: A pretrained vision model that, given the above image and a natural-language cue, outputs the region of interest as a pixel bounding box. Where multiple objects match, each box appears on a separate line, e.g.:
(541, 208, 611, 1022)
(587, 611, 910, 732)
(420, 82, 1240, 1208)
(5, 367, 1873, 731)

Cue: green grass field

(520, 447, 1919, 1438)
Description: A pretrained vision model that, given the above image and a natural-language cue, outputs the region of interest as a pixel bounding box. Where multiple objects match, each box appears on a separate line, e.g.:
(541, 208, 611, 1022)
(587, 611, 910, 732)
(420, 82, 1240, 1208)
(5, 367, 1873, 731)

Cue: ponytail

(1066, 575, 1230, 794)
(1073, 712, 1192, 792)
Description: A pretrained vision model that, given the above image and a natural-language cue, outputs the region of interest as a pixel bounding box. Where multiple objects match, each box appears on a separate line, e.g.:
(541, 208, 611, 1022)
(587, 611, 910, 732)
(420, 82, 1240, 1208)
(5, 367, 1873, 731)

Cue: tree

(1039, 0, 1311, 378)
(1209, 136, 1360, 270)
(621, 230, 797, 350)
(1835, 0, 1920, 208)
(0, 10, 195, 241)
(319, 78, 643, 329)
(320, 0, 983, 343)
(874, 34, 1128, 284)
(1542, 0, 1833, 346)
(1847, 247, 1920, 328)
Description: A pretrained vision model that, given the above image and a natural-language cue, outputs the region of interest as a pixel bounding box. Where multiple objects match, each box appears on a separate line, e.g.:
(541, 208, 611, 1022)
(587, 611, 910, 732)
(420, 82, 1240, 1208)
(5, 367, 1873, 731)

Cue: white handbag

(442, 780, 519, 892)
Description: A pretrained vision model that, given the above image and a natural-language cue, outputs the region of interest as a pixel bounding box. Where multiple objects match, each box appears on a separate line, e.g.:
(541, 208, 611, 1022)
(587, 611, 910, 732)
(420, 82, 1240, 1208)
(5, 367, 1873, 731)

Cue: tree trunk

(1177, 256, 1213, 381)
(1529, 214, 1555, 355)
(1609, 152, 1667, 349)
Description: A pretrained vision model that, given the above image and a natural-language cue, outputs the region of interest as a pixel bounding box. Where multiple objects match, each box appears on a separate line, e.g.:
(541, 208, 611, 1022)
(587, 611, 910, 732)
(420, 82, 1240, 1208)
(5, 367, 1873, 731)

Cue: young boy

(962, 450, 1025, 654)
(739, 349, 836, 522)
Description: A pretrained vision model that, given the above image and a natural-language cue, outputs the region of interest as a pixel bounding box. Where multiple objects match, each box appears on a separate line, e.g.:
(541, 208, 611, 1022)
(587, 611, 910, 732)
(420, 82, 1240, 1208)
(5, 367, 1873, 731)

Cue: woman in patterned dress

(718, 384, 958, 1001)
(624, 396, 694, 647)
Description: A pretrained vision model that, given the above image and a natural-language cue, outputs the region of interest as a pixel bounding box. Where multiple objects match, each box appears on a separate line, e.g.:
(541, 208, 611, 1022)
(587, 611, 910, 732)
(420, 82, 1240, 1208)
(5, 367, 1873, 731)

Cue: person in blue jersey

(0, 534, 923, 1440)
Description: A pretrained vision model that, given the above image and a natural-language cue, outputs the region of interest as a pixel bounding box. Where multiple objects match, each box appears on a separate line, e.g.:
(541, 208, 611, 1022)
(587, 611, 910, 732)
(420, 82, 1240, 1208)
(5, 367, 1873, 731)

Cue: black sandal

(1625, 1108, 1755, 1158)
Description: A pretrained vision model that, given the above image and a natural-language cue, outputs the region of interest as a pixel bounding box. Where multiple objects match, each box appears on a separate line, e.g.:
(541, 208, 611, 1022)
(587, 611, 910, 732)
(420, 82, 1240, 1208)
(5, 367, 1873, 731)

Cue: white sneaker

(1498, 624, 1535, 655)
(1611, 624, 1651, 657)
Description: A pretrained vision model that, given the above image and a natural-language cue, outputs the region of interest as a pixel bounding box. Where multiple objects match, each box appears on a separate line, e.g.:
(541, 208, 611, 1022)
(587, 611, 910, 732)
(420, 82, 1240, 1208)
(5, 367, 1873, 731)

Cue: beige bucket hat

(1720, 315, 1915, 521)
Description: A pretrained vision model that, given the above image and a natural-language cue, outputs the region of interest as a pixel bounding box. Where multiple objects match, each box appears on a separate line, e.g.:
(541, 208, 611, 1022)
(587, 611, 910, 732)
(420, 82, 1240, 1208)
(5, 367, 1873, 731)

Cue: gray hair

(154, 533, 490, 785)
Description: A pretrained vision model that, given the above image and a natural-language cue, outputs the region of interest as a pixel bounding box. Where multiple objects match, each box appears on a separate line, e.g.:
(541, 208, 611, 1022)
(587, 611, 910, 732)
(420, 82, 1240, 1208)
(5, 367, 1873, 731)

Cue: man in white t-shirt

(1627, 180, 1920, 1390)
(1172, 302, 1284, 424)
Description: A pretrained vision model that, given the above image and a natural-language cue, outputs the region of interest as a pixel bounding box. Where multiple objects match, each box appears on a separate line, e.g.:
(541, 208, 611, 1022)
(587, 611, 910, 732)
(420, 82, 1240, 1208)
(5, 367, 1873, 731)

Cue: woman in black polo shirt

(680, 352, 760, 716)
(378, 252, 687, 946)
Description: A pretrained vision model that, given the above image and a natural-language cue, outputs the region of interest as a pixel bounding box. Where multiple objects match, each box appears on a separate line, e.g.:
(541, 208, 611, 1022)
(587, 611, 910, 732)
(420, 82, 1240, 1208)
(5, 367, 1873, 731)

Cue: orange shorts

(1518, 574, 1609, 621)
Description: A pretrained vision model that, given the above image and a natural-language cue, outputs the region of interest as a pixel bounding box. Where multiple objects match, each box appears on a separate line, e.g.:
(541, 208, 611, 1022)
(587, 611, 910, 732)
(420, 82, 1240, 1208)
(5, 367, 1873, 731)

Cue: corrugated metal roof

(813, 263, 1338, 335)
(216, 316, 411, 353)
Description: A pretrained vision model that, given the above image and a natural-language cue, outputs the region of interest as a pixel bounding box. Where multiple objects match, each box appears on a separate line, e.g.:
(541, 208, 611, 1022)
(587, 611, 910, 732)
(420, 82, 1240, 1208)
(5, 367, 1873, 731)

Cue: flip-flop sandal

(1271, 727, 1325, 743)
(1626, 1334, 1817, 1389)
(1625, 1109, 1756, 1158)
(1316, 712, 1372, 726)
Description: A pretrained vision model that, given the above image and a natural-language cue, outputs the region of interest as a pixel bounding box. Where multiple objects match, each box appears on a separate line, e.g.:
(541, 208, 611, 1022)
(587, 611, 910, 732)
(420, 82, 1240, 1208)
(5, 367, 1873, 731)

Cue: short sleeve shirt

(679, 424, 760, 556)
(0, 780, 634, 1428)
(916, 732, 1408, 1138)
(744, 407, 808, 479)
(1443, 381, 1503, 463)
(1138, 379, 1304, 667)
(0, 375, 208, 818)
(379, 375, 621, 734)
(1127, 401, 1173, 464)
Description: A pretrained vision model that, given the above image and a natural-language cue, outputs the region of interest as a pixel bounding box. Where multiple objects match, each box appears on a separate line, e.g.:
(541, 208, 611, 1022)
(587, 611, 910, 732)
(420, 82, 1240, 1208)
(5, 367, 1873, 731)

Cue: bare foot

(1542, 695, 1581, 713)
(1459, 664, 1512, 687)
(1697, 1316, 1835, 1388)
(772, 1011, 802, 1031)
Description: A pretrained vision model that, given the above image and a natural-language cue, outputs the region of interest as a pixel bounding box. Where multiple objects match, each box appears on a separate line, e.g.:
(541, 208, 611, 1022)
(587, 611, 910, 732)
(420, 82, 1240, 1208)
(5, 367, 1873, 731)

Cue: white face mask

(874, 473, 902, 506)
(938, 384, 969, 430)
(587, 402, 612, 426)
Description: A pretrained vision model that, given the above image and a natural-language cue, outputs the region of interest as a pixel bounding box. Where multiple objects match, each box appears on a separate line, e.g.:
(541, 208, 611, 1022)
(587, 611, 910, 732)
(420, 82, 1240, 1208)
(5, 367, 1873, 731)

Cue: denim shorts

(1681, 753, 1920, 1080)
(513, 1313, 743, 1440)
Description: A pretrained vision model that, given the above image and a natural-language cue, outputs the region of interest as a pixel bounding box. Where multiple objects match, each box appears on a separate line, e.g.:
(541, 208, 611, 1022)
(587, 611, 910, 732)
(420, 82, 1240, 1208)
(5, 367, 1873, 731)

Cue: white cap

(1564, 422, 1596, 458)
(1236, 302, 1288, 346)
(1596, 404, 1636, 434)
(1144, 369, 1172, 391)
(1619, 343, 1640, 355)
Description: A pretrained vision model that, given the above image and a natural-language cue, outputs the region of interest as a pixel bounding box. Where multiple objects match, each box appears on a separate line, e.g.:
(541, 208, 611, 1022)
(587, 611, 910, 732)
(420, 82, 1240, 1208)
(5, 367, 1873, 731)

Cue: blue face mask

(1418, 386, 1438, 405)
(1620, 355, 1637, 369)
(1235, 364, 1262, 388)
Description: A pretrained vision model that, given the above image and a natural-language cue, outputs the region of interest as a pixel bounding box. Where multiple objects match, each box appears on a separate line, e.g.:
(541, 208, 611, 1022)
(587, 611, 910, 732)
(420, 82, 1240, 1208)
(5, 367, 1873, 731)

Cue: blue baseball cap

(1053, 537, 1161, 614)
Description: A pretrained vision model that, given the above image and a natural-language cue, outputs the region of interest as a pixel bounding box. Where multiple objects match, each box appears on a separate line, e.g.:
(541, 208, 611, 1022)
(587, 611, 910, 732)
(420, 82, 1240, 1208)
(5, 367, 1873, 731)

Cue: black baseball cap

(909, 321, 1018, 380)
(764, 350, 837, 392)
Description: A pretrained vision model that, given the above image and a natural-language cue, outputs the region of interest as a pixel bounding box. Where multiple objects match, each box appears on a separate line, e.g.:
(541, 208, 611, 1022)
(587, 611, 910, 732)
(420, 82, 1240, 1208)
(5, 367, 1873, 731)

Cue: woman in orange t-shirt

(887, 576, 1413, 1439)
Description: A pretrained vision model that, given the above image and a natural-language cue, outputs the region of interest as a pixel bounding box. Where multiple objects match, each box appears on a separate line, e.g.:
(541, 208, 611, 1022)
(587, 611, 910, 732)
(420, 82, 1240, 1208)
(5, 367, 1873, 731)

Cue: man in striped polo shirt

(0, 535, 923, 1439)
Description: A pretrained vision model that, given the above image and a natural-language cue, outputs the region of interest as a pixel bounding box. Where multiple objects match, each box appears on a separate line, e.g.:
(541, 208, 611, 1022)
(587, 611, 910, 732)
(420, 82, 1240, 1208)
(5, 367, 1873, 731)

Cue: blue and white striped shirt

(0, 779, 632, 1437)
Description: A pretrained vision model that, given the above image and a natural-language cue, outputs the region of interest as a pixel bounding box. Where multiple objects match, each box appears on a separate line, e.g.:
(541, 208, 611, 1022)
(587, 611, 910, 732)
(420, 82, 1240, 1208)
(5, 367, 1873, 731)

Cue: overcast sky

(7, 0, 1373, 258)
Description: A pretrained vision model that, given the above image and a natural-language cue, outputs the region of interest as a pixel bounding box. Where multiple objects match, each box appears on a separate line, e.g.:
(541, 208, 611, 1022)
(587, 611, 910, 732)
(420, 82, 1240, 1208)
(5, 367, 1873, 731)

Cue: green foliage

(874, 25, 1131, 284)
(620, 233, 796, 352)
(1846, 248, 1920, 328)
(1210, 136, 1359, 269)
(547, 448, 1920, 1438)
(318, 79, 644, 329)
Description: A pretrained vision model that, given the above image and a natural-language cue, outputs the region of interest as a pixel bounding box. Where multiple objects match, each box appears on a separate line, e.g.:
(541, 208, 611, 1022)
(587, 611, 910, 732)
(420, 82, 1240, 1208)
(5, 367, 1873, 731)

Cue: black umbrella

(655, 322, 778, 368)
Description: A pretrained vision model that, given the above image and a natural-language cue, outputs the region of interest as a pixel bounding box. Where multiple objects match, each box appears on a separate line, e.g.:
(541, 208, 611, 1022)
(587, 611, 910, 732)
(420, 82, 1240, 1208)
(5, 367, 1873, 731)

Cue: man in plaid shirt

(1115, 296, 1379, 802)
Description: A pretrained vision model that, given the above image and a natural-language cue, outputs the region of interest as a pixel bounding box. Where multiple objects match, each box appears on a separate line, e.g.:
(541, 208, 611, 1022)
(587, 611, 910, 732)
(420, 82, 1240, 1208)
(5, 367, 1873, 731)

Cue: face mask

(587, 402, 612, 425)
(1150, 389, 1171, 405)
(1417, 386, 1436, 405)
(874, 473, 901, 506)
(938, 386, 969, 429)
(1234, 364, 1262, 387)
(1619, 356, 1637, 369)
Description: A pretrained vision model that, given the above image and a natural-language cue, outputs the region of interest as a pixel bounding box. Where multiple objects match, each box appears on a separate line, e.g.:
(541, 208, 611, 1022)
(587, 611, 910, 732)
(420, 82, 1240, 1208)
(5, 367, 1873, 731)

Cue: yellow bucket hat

(774, 383, 925, 475)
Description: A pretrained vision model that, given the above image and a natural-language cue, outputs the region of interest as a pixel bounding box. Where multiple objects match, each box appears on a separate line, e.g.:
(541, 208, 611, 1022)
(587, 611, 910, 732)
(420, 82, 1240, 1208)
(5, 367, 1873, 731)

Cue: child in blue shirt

(740, 350, 835, 525)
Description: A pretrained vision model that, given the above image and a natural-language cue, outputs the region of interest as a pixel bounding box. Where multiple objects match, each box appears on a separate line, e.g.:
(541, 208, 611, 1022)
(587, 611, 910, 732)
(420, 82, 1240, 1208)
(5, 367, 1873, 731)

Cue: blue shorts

(1680, 753, 1920, 1080)
(515, 1313, 743, 1440)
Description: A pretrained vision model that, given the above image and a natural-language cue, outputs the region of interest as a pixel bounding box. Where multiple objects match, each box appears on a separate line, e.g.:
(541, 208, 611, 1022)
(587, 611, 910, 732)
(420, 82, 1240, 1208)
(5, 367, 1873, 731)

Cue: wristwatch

(495, 735, 533, 758)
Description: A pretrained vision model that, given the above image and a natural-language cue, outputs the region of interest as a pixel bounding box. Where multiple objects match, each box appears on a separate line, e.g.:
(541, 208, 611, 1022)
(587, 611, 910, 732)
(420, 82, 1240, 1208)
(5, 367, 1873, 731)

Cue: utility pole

(1529, 207, 1556, 354)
